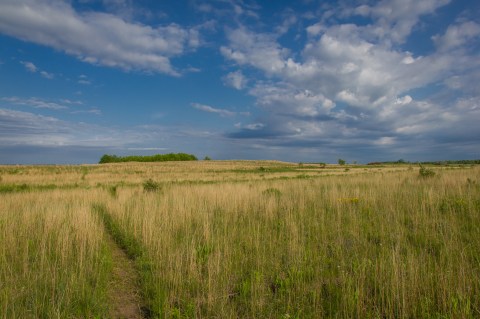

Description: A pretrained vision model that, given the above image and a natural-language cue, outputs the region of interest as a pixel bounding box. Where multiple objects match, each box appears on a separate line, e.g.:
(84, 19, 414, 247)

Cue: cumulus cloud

(250, 84, 335, 117)
(0, 0, 200, 75)
(220, 27, 289, 75)
(223, 70, 248, 90)
(220, 0, 480, 160)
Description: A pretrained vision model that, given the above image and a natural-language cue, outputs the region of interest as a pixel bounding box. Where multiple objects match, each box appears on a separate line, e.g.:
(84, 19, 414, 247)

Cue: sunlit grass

(0, 190, 111, 318)
(101, 165, 480, 318)
(1, 162, 479, 318)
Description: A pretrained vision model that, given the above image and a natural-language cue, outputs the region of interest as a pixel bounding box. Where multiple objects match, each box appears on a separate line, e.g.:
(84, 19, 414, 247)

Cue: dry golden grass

(1, 162, 479, 318)
(101, 164, 480, 318)
(0, 190, 111, 318)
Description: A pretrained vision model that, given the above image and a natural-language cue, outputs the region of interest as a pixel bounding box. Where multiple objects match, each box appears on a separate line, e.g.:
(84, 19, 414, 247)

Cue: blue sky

(0, 0, 479, 164)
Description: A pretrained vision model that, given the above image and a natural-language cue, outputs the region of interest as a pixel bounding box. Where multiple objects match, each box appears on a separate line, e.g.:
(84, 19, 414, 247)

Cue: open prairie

(1, 161, 479, 318)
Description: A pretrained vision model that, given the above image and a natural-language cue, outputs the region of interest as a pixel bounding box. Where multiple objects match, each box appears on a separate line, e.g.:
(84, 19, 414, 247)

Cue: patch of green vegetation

(0, 183, 85, 193)
(419, 165, 436, 178)
(262, 188, 282, 197)
(143, 179, 161, 192)
(99, 153, 198, 164)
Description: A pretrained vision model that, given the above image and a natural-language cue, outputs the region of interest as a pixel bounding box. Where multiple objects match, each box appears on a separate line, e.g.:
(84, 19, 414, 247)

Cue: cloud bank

(0, 0, 200, 75)
(220, 0, 480, 161)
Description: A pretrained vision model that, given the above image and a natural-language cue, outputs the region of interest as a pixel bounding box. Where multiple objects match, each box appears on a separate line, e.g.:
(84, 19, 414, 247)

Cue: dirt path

(106, 235, 146, 319)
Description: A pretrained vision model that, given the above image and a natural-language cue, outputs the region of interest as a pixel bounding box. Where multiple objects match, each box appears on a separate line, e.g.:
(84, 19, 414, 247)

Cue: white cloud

(19, 60, 54, 79)
(0, 109, 67, 146)
(275, 10, 298, 35)
(395, 95, 413, 105)
(244, 123, 264, 130)
(77, 74, 92, 85)
(306, 23, 323, 36)
(99, 0, 154, 21)
(2, 97, 68, 110)
(0, 108, 175, 148)
(220, 1, 480, 160)
(433, 21, 480, 51)
(0, 0, 201, 75)
(251, 84, 335, 116)
(347, 0, 451, 44)
(374, 136, 396, 146)
(71, 109, 102, 115)
(220, 27, 289, 75)
(40, 70, 54, 79)
(20, 61, 37, 73)
(223, 70, 248, 90)
(191, 102, 249, 117)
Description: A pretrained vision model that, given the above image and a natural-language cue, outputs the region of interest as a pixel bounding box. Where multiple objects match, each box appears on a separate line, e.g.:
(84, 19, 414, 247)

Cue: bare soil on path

(106, 235, 146, 319)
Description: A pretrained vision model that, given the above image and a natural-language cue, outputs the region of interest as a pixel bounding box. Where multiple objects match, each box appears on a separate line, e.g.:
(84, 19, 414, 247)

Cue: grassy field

(1, 161, 479, 318)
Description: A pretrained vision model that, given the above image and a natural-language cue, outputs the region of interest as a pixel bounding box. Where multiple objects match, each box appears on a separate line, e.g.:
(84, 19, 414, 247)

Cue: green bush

(143, 179, 160, 192)
(419, 165, 435, 177)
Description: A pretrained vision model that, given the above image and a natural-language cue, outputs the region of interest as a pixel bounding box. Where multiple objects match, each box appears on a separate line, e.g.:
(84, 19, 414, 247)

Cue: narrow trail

(105, 234, 146, 319)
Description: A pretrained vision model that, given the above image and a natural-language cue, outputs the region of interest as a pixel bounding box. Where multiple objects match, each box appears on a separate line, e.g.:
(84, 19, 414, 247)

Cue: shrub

(419, 165, 435, 178)
(338, 158, 346, 165)
(143, 179, 160, 192)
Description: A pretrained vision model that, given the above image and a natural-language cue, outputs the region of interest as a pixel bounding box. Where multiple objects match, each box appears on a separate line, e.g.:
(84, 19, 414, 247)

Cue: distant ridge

(367, 159, 480, 165)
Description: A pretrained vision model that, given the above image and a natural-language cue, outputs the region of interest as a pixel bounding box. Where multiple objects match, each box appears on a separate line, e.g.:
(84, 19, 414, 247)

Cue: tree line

(99, 153, 198, 164)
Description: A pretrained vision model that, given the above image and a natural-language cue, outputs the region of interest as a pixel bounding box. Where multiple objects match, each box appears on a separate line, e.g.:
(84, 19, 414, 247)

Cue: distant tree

(99, 154, 119, 164)
(204, 156, 211, 161)
(338, 158, 346, 165)
(98, 153, 197, 164)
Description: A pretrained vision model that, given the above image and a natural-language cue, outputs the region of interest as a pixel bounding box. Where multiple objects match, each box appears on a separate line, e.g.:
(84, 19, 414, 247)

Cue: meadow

(0, 161, 479, 318)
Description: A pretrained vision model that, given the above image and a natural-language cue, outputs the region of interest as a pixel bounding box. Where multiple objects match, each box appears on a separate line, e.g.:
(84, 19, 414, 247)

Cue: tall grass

(101, 167, 480, 318)
(0, 190, 111, 318)
(1, 163, 478, 318)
